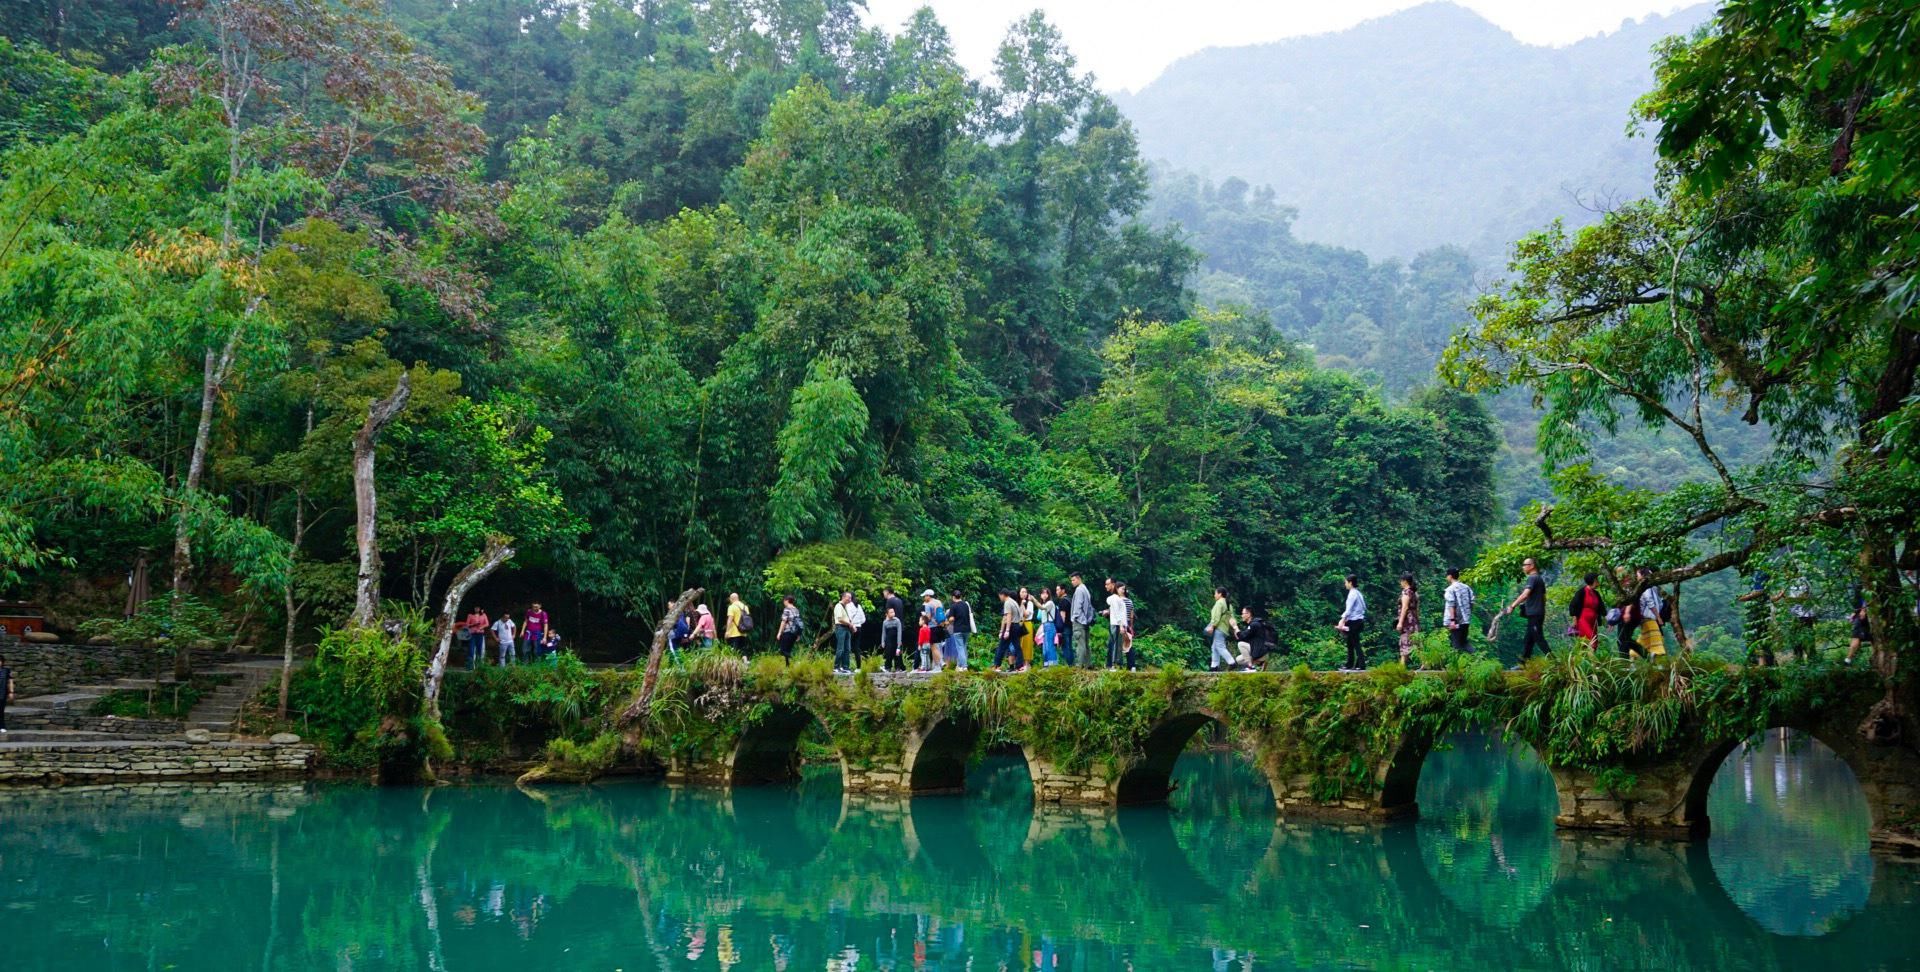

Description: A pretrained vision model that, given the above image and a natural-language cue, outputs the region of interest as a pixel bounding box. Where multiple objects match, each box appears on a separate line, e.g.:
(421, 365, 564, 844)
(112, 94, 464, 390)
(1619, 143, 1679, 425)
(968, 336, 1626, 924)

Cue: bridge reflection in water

(0, 735, 1910, 970)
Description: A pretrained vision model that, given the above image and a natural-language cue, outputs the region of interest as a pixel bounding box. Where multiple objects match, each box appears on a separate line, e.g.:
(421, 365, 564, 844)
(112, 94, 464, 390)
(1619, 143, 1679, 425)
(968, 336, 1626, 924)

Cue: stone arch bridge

(637, 664, 1920, 850)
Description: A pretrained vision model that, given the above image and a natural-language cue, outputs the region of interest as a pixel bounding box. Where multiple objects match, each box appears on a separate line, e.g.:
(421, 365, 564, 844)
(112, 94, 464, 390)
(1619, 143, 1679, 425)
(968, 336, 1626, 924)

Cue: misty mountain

(1114, 1, 1715, 259)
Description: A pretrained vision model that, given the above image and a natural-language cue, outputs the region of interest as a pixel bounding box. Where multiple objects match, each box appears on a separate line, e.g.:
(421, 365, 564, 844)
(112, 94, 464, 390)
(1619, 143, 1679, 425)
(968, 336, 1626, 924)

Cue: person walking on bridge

(1395, 574, 1420, 667)
(832, 592, 864, 674)
(776, 596, 802, 663)
(1636, 567, 1668, 657)
(1442, 569, 1474, 654)
(1070, 574, 1095, 668)
(1104, 578, 1129, 669)
(995, 590, 1025, 671)
(920, 590, 945, 671)
(1336, 575, 1367, 671)
(946, 590, 973, 670)
(1503, 558, 1550, 662)
(1207, 586, 1238, 671)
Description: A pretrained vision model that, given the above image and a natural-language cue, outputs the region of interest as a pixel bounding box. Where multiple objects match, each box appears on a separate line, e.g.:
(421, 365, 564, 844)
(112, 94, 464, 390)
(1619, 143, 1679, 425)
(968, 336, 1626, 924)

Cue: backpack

(1657, 592, 1674, 625)
(738, 608, 754, 633)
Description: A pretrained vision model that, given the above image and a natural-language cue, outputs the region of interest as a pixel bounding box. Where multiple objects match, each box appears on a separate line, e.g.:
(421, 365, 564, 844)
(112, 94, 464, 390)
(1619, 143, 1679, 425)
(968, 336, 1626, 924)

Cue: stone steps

(182, 660, 294, 730)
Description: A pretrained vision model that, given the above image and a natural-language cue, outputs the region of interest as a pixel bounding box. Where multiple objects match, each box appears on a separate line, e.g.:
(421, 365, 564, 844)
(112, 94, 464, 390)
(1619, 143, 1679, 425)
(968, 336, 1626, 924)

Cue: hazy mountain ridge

(1115, 1, 1716, 258)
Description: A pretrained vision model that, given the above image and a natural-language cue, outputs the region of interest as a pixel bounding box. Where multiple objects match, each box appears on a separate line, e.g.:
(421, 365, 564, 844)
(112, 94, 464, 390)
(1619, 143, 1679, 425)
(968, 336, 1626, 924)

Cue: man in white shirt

(832, 592, 865, 674)
(1338, 574, 1367, 671)
(1442, 568, 1474, 654)
(491, 613, 518, 665)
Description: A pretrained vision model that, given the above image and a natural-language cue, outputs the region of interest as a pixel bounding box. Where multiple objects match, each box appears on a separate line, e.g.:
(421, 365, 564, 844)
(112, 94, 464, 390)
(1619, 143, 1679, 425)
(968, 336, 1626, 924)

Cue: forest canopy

(0, 0, 1496, 663)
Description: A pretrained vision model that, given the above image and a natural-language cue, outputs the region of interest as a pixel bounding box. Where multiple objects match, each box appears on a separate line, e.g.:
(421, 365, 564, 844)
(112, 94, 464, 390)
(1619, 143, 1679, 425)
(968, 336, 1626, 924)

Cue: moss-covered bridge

(630, 654, 1920, 849)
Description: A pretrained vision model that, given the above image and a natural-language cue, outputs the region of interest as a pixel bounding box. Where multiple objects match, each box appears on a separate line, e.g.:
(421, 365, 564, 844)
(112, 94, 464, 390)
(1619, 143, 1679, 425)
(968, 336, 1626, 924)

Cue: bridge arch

(1377, 725, 1558, 822)
(1113, 708, 1277, 806)
(1680, 722, 1872, 837)
(730, 703, 839, 786)
(904, 710, 984, 794)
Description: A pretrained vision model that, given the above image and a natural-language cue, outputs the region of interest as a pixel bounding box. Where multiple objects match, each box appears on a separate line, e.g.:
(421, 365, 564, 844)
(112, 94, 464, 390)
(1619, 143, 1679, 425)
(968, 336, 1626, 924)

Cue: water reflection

(0, 745, 1913, 970)
(1414, 731, 1559, 926)
(1706, 728, 1874, 936)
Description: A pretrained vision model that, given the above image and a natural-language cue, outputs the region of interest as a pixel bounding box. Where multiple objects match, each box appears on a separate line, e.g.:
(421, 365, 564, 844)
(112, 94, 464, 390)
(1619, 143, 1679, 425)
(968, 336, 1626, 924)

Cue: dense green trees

(0, 1, 1491, 670)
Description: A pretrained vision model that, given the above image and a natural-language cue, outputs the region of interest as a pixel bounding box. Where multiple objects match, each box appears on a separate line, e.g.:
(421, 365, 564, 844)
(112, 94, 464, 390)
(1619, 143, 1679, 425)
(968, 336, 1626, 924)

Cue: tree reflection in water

(1414, 730, 1559, 926)
(1706, 728, 1873, 936)
(0, 741, 1914, 970)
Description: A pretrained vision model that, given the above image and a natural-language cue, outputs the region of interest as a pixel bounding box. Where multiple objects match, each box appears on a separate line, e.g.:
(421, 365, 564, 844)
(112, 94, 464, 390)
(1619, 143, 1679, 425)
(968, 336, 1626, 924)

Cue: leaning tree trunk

(349, 372, 411, 629)
(422, 538, 515, 721)
(170, 333, 240, 680)
(621, 587, 703, 727)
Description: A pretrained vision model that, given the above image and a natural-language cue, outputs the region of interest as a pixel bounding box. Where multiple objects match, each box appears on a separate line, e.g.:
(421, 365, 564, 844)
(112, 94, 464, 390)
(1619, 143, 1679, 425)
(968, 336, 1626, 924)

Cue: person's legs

(1345, 622, 1364, 670)
(1521, 615, 1546, 660)
(949, 633, 967, 669)
(503, 638, 515, 665)
(1210, 630, 1234, 670)
(1107, 625, 1122, 668)
(467, 632, 482, 669)
(834, 628, 851, 671)
(1073, 622, 1090, 668)
(1449, 624, 1470, 654)
(1638, 620, 1666, 657)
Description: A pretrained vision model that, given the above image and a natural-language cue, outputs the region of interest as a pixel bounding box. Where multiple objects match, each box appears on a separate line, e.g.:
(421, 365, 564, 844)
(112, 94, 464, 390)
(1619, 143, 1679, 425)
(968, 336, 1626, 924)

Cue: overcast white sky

(860, 0, 1700, 92)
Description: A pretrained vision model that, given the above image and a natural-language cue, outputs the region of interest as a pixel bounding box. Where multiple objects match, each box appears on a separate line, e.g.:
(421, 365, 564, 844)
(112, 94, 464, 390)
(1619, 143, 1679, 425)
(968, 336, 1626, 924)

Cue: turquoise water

(1, 732, 1913, 970)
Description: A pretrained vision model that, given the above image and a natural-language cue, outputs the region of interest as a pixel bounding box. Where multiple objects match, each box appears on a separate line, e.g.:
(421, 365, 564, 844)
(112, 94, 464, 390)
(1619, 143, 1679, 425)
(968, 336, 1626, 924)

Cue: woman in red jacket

(1569, 573, 1605, 652)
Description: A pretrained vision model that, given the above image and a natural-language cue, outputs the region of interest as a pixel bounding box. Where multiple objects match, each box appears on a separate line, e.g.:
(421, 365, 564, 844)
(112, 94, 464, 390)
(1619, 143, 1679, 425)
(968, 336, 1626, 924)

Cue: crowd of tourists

(458, 563, 1916, 674)
(650, 561, 1712, 675)
(457, 602, 563, 668)
(668, 575, 1151, 675)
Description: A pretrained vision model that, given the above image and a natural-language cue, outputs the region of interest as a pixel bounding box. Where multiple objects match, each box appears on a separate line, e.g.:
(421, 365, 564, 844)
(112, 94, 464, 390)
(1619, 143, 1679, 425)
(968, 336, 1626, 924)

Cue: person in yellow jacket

(725, 592, 750, 654)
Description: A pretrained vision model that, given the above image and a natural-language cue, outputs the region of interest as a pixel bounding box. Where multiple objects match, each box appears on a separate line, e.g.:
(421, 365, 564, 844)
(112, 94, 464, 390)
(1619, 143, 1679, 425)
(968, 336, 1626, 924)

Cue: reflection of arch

(1688, 728, 1876, 938)
(1379, 727, 1555, 821)
(1681, 724, 1871, 837)
(727, 781, 842, 870)
(906, 711, 983, 794)
(1114, 807, 1226, 899)
(1115, 710, 1272, 806)
(910, 750, 1034, 871)
(731, 704, 832, 786)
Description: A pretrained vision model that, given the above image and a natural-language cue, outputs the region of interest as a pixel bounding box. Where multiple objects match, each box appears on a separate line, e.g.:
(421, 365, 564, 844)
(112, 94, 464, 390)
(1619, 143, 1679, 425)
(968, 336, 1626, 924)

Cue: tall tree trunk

(350, 372, 412, 628)
(622, 587, 703, 727)
(278, 490, 306, 719)
(422, 538, 515, 721)
(170, 332, 240, 680)
(276, 404, 317, 719)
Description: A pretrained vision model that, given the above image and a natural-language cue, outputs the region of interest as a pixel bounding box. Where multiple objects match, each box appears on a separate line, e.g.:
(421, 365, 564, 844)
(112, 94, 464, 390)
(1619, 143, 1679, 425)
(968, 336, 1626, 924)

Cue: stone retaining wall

(8, 710, 183, 735)
(0, 641, 250, 696)
(0, 741, 313, 785)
